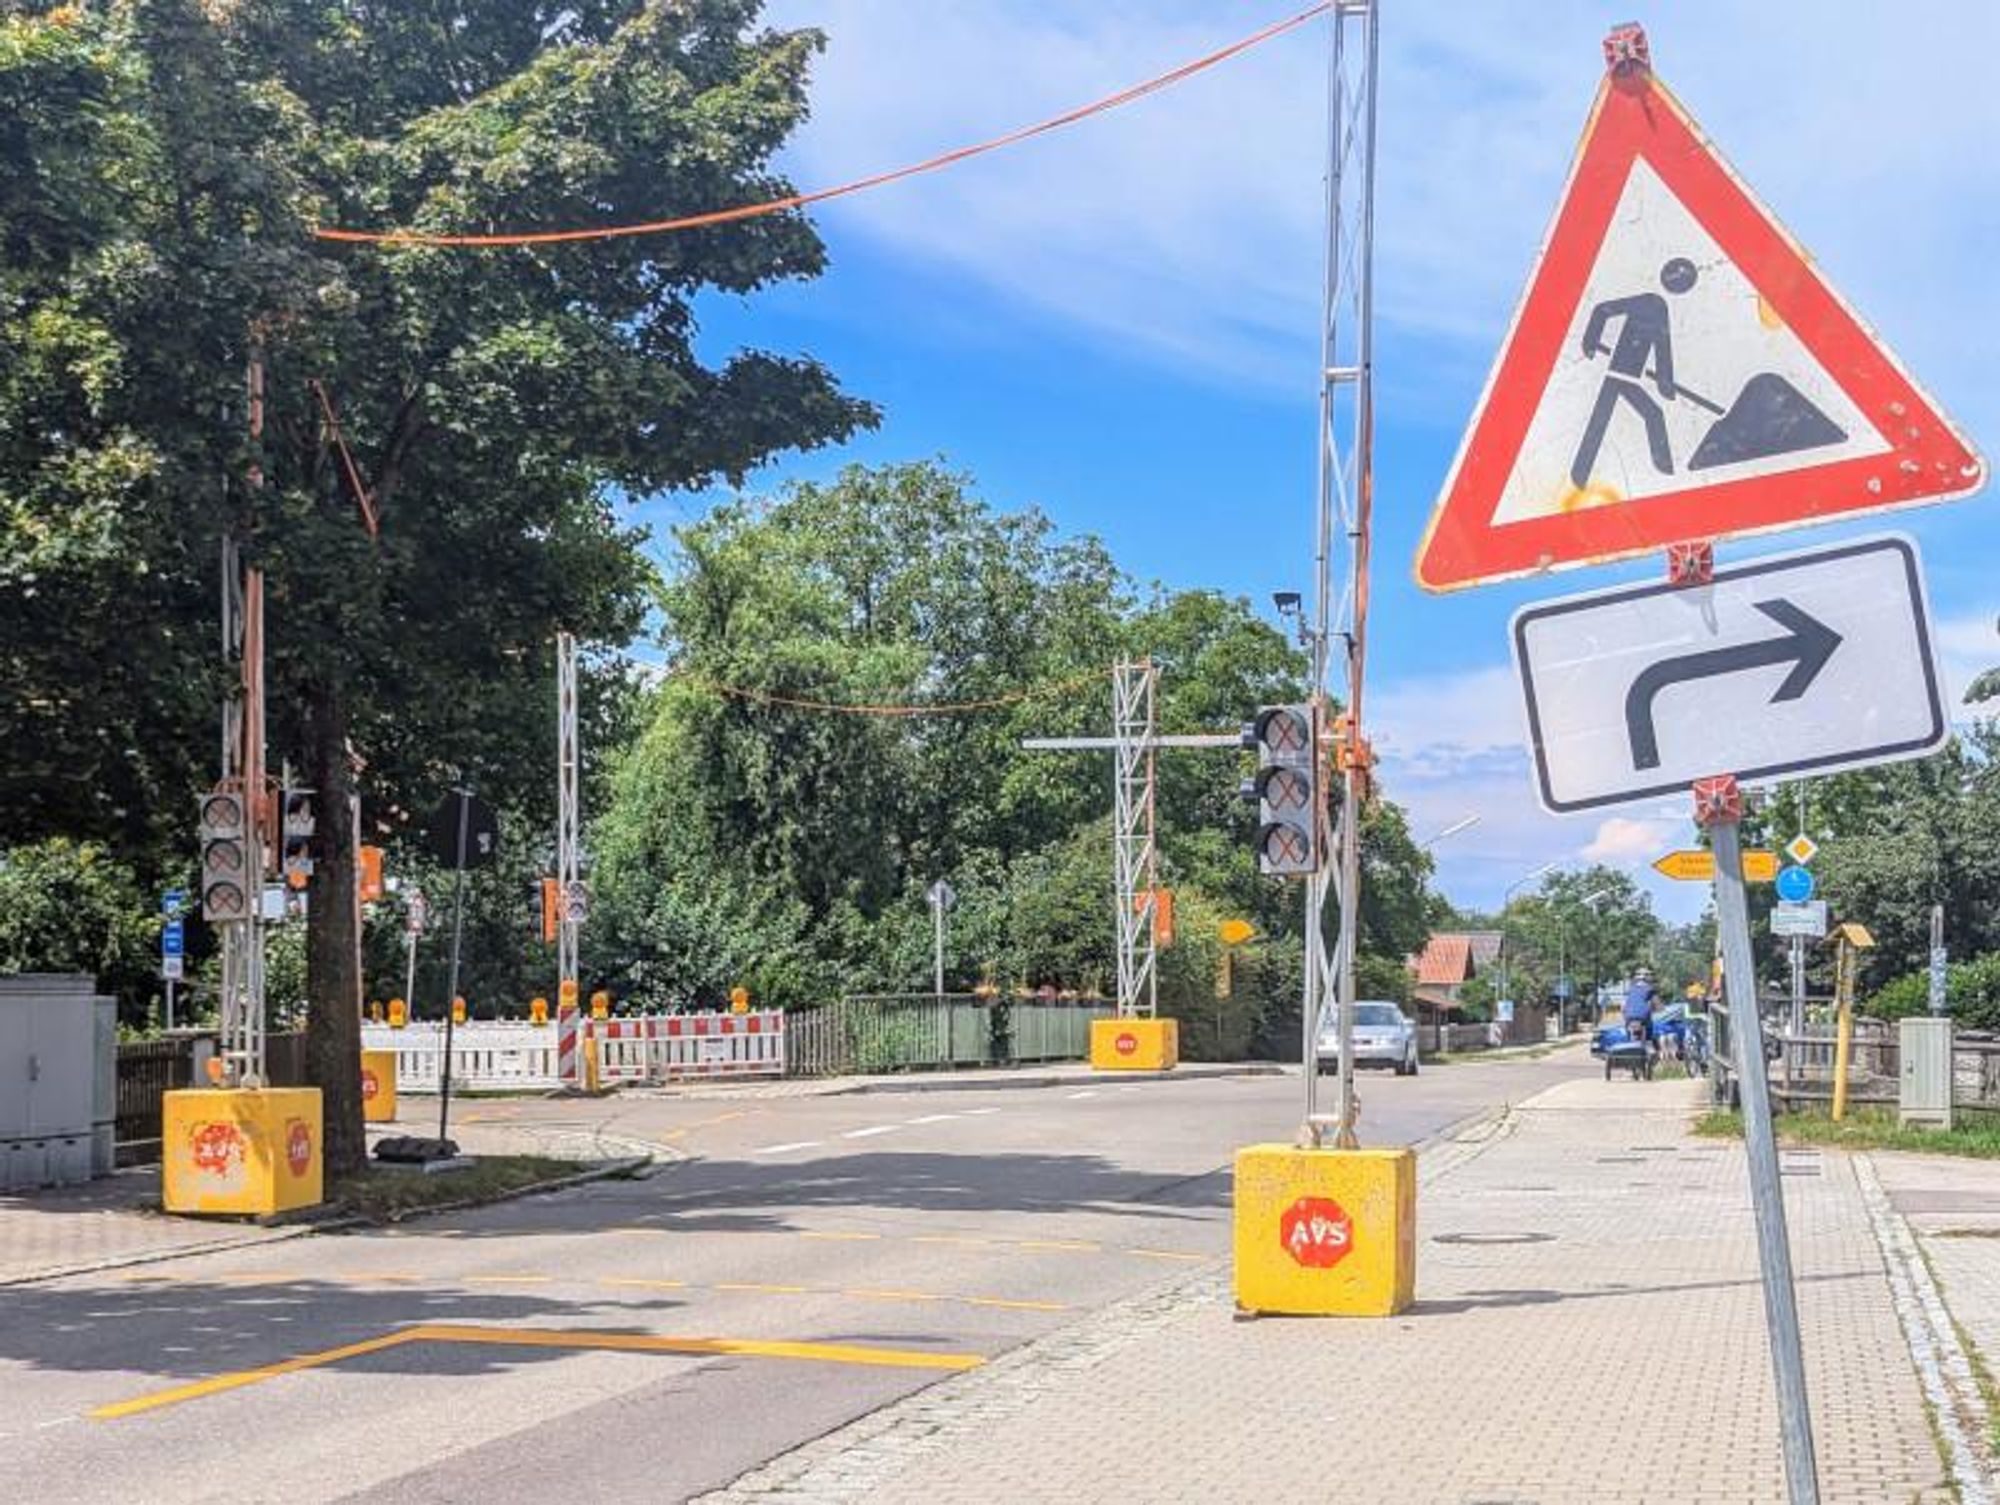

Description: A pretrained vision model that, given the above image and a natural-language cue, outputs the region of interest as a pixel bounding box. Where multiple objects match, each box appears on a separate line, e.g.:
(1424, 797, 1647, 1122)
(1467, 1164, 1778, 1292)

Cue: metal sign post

(427, 790, 499, 1149)
(926, 879, 957, 998)
(1701, 777, 1819, 1505)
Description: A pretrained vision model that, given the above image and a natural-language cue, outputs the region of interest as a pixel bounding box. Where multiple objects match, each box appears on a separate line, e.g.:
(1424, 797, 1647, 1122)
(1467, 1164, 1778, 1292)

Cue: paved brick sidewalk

(707, 1076, 1954, 1505)
(0, 1170, 301, 1285)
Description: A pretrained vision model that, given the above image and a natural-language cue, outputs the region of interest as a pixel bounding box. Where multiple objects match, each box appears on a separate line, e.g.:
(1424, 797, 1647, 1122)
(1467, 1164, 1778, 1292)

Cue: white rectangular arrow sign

(1513, 534, 1947, 814)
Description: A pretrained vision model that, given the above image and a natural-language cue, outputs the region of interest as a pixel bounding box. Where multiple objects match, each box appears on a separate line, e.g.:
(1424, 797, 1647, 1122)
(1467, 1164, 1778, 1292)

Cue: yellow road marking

(715, 1282, 808, 1295)
(1018, 1240, 1100, 1253)
(843, 1288, 944, 1304)
(800, 1231, 881, 1242)
(965, 1296, 1070, 1312)
(662, 1109, 751, 1142)
(597, 1277, 688, 1291)
(912, 1235, 990, 1248)
(91, 1330, 419, 1420)
(94, 1323, 982, 1421)
(335, 1272, 421, 1284)
(414, 1324, 982, 1372)
(1130, 1249, 1210, 1263)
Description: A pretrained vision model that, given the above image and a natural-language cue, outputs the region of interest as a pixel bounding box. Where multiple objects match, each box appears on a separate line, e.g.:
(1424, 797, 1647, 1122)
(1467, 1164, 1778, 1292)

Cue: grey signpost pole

(1708, 790, 1819, 1505)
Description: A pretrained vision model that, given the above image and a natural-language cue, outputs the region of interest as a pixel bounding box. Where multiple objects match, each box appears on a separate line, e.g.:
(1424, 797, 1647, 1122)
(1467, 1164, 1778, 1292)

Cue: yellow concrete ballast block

(360, 1049, 398, 1123)
(1233, 1144, 1415, 1316)
(1090, 1016, 1178, 1071)
(162, 1087, 325, 1217)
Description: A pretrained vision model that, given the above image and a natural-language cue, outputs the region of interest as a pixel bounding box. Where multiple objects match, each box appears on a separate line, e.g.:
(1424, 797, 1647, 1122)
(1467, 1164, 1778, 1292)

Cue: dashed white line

(1065, 1090, 1098, 1100)
(962, 1107, 1001, 1116)
(842, 1124, 902, 1139)
(753, 1140, 822, 1155)
(907, 1113, 960, 1125)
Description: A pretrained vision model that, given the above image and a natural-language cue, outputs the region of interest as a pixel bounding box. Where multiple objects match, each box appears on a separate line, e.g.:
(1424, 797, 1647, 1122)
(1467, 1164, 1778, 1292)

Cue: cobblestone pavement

(703, 1077, 1958, 1505)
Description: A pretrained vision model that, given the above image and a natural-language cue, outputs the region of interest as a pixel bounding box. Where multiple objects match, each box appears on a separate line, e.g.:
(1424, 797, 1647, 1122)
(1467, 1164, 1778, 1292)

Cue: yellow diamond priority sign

(1786, 834, 1820, 865)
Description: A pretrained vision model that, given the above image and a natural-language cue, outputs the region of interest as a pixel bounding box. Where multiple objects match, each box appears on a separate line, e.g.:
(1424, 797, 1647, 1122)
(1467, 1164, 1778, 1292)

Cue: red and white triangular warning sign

(1415, 63, 1985, 593)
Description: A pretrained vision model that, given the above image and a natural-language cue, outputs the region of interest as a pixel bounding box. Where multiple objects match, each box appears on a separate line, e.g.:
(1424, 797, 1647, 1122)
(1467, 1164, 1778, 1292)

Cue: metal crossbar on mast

(1304, 0, 1380, 1150)
(1022, 662, 1243, 1019)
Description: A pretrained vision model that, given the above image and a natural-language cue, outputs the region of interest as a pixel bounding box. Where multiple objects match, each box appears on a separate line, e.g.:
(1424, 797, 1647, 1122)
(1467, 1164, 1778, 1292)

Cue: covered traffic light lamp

(1240, 704, 1320, 877)
(280, 789, 315, 890)
(198, 787, 251, 920)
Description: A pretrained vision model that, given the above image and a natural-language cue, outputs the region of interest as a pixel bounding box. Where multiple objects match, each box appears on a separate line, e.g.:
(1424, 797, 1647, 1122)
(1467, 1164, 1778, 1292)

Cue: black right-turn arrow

(1624, 598, 1843, 771)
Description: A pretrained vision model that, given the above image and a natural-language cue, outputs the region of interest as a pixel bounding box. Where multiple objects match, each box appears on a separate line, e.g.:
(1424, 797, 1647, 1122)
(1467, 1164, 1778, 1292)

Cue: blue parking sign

(161, 919, 185, 958)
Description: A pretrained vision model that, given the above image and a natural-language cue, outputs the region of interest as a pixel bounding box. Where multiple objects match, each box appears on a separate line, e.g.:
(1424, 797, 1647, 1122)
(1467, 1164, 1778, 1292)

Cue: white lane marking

(962, 1107, 1001, 1116)
(907, 1113, 960, 1125)
(1065, 1090, 1097, 1100)
(842, 1124, 902, 1139)
(753, 1140, 822, 1155)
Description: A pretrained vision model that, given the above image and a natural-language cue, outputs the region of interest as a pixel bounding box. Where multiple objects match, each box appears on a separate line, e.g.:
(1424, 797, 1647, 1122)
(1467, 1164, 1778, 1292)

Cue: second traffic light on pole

(1240, 704, 1321, 877)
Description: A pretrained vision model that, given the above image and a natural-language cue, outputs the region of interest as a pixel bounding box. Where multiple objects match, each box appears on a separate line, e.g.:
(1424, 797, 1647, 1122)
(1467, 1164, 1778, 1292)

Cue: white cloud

(767, 2, 1999, 439)
(1583, 817, 1676, 864)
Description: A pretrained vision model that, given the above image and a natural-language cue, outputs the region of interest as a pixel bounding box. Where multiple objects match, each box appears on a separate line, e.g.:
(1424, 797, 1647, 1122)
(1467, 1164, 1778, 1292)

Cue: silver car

(1316, 1001, 1419, 1076)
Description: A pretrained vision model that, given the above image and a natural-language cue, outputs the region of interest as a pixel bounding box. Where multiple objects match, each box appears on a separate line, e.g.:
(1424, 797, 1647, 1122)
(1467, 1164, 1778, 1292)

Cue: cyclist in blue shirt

(1622, 967, 1659, 1043)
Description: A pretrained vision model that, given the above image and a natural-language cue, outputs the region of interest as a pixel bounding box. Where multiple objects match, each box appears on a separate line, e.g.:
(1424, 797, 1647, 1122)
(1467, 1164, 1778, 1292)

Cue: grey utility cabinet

(0, 974, 117, 1190)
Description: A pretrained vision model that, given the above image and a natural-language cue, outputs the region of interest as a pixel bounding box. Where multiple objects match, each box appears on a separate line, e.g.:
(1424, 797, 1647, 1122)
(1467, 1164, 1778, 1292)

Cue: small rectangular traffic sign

(162, 955, 185, 981)
(162, 889, 189, 918)
(1513, 535, 1946, 814)
(1652, 849, 1778, 882)
(161, 920, 185, 958)
(1772, 900, 1828, 938)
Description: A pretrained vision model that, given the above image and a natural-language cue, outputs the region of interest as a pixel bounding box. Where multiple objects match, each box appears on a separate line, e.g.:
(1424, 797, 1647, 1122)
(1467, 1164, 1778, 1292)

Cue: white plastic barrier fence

(362, 1021, 561, 1092)
(363, 1011, 785, 1092)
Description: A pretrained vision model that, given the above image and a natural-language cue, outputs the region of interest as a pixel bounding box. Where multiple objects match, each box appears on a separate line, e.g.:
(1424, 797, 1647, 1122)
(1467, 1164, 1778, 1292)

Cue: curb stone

(1855, 1152, 1997, 1504)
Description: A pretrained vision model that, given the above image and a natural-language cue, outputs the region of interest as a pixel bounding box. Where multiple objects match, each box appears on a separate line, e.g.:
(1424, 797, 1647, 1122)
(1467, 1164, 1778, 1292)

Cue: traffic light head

(280, 789, 315, 890)
(198, 787, 250, 921)
(1240, 703, 1320, 877)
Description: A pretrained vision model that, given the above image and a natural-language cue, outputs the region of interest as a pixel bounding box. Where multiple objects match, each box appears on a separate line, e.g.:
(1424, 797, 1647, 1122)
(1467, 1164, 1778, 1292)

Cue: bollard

(162, 1087, 324, 1216)
(1090, 1017, 1178, 1071)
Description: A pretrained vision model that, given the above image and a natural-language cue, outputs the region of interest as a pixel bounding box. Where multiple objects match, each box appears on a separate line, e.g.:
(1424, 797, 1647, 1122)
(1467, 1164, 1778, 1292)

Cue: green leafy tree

(0, 839, 157, 1017)
(1, 3, 873, 1171)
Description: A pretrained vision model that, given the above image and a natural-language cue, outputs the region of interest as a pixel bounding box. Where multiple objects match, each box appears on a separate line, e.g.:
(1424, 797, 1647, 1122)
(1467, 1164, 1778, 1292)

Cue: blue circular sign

(1775, 865, 1815, 903)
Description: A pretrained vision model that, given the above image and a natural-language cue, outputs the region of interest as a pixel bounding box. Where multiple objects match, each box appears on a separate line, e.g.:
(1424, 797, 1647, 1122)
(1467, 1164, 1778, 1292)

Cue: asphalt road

(3, 1050, 1581, 1504)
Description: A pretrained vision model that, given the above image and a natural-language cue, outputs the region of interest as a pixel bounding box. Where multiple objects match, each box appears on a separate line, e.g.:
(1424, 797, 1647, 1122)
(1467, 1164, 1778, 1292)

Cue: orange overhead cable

(314, 2, 1332, 249)
(677, 665, 1106, 718)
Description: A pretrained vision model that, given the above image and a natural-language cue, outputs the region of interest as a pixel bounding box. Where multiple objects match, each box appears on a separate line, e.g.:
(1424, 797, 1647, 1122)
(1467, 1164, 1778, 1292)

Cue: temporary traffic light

(280, 788, 315, 890)
(1240, 704, 1320, 877)
(198, 785, 251, 921)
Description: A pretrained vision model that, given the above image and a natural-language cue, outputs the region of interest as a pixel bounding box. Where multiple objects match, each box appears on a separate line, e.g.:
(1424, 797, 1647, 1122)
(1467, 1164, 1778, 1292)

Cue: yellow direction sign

(1653, 849, 1779, 882)
(1219, 919, 1257, 947)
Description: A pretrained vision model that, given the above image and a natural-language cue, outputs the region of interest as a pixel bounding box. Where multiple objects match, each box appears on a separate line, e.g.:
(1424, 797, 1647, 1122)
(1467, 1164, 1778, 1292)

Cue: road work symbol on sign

(1281, 1197, 1353, 1270)
(1568, 254, 1850, 495)
(1512, 534, 1946, 813)
(1415, 68, 1983, 593)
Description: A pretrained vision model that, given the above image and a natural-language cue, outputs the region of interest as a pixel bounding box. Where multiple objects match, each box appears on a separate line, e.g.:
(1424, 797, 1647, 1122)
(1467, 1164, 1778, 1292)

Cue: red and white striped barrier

(647, 1010, 786, 1079)
(363, 1010, 785, 1092)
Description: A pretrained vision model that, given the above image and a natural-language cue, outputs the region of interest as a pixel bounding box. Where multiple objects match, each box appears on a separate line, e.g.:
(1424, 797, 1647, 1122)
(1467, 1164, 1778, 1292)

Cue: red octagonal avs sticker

(285, 1118, 313, 1177)
(361, 1069, 379, 1101)
(1280, 1196, 1353, 1269)
(1114, 1031, 1139, 1056)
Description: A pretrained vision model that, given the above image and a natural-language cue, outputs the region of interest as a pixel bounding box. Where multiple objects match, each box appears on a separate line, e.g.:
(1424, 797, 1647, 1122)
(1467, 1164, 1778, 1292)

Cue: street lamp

(1417, 813, 1481, 849)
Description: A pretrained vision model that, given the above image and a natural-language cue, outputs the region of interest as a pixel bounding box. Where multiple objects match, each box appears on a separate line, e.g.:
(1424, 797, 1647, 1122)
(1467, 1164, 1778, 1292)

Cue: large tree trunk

(304, 683, 366, 1178)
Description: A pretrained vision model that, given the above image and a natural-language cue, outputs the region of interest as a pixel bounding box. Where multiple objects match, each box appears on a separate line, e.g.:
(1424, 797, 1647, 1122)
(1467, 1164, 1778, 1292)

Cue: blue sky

(644, 1, 1999, 924)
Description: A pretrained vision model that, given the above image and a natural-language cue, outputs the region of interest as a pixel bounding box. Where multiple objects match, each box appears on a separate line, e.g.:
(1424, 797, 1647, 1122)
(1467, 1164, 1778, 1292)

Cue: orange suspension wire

(314, 3, 1332, 249)
(672, 665, 1107, 718)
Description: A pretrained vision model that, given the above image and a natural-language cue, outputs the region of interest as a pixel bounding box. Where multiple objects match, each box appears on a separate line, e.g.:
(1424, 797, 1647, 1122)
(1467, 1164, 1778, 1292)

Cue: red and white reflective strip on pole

(556, 1005, 582, 1088)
